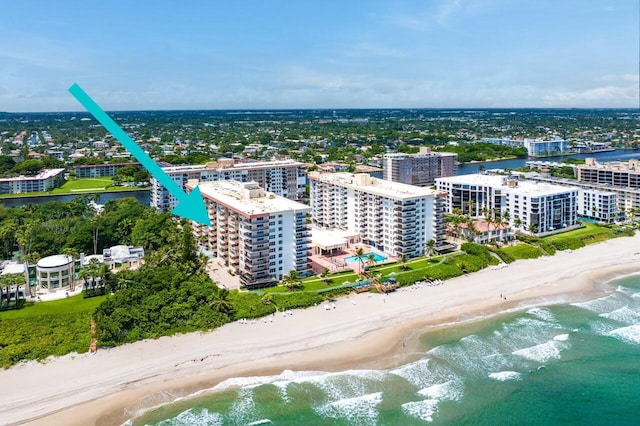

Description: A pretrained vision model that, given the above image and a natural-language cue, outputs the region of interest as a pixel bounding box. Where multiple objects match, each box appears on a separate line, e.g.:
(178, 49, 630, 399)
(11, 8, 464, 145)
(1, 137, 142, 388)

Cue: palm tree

(514, 217, 523, 229)
(283, 269, 302, 290)
(366, 253, 376, 270)
(467, 199, 475, 216)
(320, 267, 330, 284)
(261, 294, 273, 305)
(400, 254, 408, 271)
(424, 239, 437, 257)
(354, 247, 365, 272)
(62, 247, 79, 261)
(208, 293, 234, 315)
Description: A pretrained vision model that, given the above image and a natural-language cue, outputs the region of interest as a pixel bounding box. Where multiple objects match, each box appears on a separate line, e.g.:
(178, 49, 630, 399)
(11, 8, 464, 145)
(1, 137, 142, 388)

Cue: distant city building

(0, 168, 66, 194)
(436, 174, 579, 235)
(578, 158, 640, 189)
(309, 172, 449, 258)
(151, 159, 306, 212)
(383, 147, 457, 186)
(73, 162, 141, 178)
(189, 180, 312, 289)
(481, 137, 569, 157)
(318, 162, 384, 179)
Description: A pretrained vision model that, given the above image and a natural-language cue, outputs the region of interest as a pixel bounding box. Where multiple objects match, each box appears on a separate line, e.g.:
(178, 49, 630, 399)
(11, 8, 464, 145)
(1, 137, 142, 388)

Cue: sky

(1, 0, 639, 112)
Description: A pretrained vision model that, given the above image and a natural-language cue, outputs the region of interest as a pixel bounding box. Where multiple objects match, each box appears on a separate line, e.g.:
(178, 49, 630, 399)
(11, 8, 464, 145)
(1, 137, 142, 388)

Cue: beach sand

(2, 233, 639, 425)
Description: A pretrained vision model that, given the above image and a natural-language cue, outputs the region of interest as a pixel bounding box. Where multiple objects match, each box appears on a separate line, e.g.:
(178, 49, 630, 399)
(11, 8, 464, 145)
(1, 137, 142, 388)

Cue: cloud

(543, 84, 638, 107)
(387, 0, 465, 30)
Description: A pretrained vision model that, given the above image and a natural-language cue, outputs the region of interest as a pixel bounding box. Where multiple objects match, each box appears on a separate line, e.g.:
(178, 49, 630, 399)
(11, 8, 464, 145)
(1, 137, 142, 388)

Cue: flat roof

(311, 227, 359, 250)
(309, 172, 439, 200)
(160, 159, 304, 174)
(436, 174, 577, 196)
(1, 262, 25, 275)
(0, 168, 65, 183)
(196, 180, 310, 217)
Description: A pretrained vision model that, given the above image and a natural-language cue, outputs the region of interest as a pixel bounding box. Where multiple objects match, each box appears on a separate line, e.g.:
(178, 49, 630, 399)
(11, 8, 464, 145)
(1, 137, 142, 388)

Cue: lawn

(261, 271, 358, 294)
(544, 222, 614, 243)
(500, 243, 544, 260)
(0, 294, 106, 319)
(0, 178, 148, 198)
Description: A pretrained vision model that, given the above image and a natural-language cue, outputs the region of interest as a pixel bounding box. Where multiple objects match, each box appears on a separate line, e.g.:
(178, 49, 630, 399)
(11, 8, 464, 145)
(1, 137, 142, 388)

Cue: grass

(260, 271, 359, 294)
(544, 222, 614, 244)
(0, 178, 149, 198)
(500, 243, 544, 260)
(0, 294, 106, 319)
(0, 294, 106, 368)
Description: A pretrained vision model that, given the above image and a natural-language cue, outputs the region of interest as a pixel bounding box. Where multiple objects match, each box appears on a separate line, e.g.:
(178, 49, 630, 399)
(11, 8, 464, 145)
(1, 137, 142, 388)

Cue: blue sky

(1, 0, 638, 111)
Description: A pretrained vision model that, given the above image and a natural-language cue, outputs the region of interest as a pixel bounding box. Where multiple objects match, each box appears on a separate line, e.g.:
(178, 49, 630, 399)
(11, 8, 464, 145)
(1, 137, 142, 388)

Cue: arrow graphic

(68, 83, 212, 226)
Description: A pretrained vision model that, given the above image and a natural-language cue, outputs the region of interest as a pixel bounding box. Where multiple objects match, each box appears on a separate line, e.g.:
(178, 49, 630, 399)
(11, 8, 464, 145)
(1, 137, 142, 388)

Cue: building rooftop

(37, 254, 73, 268)
(0, 168, 65, 183)
(437, 174, 577, 196)
(309, 172, 440, 200)
(1, 262, 25, 275)
(194, 180, 310, 217)
(159, 158, 304, 174)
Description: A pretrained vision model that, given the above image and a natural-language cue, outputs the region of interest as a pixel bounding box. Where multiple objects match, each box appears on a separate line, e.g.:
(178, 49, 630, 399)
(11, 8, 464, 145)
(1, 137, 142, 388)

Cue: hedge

(228, 291, 276, 320)
(271, 292, 323, 310)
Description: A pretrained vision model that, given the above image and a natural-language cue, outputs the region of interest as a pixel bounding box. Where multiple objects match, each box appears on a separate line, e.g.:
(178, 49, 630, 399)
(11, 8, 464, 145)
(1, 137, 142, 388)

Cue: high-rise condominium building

(189, 180, 311, 289)
(435, 174, 579, 235)
(151, 159, 307, 212)
(309, 172, 447, 258)
(577, 158, 640, 188)
(383, 147, 457, 186)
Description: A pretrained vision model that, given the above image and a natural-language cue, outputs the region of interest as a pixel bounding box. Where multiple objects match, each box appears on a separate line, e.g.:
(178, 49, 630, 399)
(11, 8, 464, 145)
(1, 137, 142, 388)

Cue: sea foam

(155, 408, 224, 426)
(417, 380, 463, 402)
(488, 371, 522, 381)
(512, 340, 564, 363)
(599, 306, 640, 324)
(608, 324, 640, 345)
(316, 392, 383, 424)
(401, 399, 440, 422)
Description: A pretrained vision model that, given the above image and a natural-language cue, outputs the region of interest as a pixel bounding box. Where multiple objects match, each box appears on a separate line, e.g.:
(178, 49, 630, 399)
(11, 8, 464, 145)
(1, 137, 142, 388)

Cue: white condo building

(189, 180, 311, 289)
(309, 172, 448, 258)
(151, 159, 307, 212)
(436, 174, 579, 235)
(383, 147, 457, 187)
(481, 137, 569, 157)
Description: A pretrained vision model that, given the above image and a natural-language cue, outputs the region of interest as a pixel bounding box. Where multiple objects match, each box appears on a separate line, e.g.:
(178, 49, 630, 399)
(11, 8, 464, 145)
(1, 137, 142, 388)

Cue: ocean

(134, 274, 640, 425)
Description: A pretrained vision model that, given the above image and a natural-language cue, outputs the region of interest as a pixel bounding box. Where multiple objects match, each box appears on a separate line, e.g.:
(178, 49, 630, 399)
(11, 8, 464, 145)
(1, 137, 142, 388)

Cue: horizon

(2, 106, 640, 116)
(2, 0, 639, 112)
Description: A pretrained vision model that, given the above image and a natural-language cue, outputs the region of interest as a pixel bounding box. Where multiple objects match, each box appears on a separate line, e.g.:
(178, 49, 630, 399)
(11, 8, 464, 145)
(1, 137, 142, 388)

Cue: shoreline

(2, 234, 639, 425)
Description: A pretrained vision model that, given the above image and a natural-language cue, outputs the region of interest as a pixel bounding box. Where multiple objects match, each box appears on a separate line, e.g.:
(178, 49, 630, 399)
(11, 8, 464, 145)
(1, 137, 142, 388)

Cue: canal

(0, 189, 150, 208)
(457, 148, 640, 175)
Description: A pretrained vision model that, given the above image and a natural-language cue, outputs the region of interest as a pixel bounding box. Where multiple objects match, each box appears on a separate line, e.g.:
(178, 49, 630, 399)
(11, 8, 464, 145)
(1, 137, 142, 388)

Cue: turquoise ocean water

(135, 275, 640, 425)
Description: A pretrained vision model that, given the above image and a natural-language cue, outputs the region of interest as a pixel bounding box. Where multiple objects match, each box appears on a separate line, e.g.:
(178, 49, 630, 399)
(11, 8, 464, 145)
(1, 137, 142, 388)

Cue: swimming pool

(343, 252, 387, 264)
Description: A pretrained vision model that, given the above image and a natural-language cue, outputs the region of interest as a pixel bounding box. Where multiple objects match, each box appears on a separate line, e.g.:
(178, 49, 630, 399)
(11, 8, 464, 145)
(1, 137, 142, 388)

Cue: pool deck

(309, 243, 396, 275)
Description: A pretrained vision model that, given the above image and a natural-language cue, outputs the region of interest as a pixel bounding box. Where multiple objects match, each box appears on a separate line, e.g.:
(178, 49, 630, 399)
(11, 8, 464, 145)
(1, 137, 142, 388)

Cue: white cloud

(543, 84, 638, 107)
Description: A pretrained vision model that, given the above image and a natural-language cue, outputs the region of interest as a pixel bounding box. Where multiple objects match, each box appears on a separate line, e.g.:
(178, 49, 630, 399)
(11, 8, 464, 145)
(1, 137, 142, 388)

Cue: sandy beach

(2, 233, 640, 426)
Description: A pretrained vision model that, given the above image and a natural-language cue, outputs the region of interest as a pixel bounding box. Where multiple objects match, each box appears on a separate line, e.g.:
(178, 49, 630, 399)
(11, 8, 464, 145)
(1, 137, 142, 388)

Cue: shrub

(487, 247, 515, 264)
(550, 237, 584, 251)
(227, 291, 276, 320)
(461, 242, 492, 262)
(537, 240, 556, 255)
(272, 292, 323, 310)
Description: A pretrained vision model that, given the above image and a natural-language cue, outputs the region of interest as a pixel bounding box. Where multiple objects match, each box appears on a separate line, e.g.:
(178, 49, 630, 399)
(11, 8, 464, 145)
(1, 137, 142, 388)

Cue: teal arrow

(68, 83, 212, 226)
